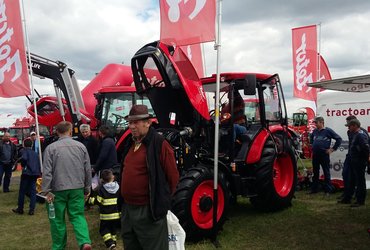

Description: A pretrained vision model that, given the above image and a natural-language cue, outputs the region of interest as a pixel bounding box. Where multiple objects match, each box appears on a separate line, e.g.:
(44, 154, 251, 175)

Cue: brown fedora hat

(124, 104, 152, 121)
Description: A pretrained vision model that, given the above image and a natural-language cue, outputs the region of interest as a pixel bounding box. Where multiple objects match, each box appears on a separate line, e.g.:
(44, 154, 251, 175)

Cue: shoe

(28, 210, 34, 215)
(3, 190, 10, 193)
(81, 243, 92, 250)
(109, 244, 117, 250)
(12, 208, 24, 214)
(337, 199, 351, 204)
(350, 202, 365, 207)
(323, 192, 330, 197)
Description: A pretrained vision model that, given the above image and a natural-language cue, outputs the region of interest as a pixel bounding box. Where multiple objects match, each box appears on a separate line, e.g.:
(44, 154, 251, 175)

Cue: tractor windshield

(292, 113, 308, 126)
(100, 92, 153, 133)
(203, 83, 259, 123)
(261, 82, 282, 123)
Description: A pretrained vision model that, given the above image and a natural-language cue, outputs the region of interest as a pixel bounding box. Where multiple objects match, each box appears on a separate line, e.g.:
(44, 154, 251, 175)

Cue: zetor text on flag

(0, 0, 30, 98)
(292, 25, 318, 101)
(160, 0, 216, 46)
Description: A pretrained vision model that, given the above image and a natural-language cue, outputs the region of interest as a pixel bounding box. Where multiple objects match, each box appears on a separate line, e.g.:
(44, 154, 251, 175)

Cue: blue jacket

(310, 127, 342, 154)
(94, 137, 118, 172)
(349, 130, 370, 161)
(21, 148, 41, 176)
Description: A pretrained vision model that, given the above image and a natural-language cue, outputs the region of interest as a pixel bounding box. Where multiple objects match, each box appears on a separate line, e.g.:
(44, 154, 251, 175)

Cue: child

(12, 138, 41, 215)
(89, 169, 120, 250)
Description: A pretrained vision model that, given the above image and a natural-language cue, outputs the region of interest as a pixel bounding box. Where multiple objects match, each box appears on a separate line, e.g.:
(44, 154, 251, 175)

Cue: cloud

(1, 0, 370, 127)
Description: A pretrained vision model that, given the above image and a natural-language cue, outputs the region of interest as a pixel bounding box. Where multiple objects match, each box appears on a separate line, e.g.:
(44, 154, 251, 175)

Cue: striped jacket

(89, 181, 120, 220)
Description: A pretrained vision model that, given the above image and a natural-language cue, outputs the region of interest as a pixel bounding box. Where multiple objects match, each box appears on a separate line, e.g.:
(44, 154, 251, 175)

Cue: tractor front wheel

(172, 166, 230, 239)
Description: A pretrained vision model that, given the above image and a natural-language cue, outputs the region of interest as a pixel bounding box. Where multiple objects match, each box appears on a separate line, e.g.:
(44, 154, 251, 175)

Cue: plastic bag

(91, 174, 100, 191)
(167, 210, 186, 250)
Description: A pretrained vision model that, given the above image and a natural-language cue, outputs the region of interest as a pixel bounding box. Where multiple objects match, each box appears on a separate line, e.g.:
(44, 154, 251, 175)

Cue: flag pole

(212, 0, 222, 245)
(20, 0, 43, 171)
(317, 22, 321, 81)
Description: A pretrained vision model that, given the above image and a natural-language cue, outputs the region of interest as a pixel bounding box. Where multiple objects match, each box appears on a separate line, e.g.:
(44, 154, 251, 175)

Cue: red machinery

(290, 107, 315, 159)
(27, 42, 298, 239)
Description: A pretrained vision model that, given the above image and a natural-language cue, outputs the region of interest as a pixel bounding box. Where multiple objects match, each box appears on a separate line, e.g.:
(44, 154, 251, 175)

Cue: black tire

(172, 165, 230, 240)
(250, 135, 297, 211)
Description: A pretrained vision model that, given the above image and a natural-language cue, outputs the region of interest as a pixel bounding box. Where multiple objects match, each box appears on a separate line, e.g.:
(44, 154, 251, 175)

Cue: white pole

(317, 23, 321, 82)
(212, 0, 222, 237)
(20, 0, 43, 171)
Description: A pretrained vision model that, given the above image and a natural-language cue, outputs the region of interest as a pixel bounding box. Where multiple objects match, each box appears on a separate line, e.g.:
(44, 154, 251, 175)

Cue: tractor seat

(234, 134, 251, 162)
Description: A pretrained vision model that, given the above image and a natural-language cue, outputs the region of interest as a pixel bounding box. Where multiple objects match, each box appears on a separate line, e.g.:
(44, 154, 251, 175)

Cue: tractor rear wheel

(250, 135, 297, 211)
(172, 165, 230, 239)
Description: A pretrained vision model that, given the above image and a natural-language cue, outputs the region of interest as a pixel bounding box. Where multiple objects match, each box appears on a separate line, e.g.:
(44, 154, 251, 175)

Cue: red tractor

(118, 41, 297, 238)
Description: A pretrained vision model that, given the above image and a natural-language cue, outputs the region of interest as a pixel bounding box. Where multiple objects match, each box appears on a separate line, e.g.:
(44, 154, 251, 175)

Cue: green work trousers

(121, 204, 168, 250)
(47, 188, 91, 250)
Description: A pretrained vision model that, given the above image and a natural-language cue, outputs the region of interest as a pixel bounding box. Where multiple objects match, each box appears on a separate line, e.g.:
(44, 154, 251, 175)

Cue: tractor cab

(94, 86, 154, 135)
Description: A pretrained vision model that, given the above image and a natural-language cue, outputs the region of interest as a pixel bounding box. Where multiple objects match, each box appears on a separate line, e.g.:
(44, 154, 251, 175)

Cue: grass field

(1, 170, 370, 249)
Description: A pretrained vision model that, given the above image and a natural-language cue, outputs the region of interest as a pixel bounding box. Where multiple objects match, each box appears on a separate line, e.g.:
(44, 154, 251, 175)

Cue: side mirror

(244, 74, 256, 95)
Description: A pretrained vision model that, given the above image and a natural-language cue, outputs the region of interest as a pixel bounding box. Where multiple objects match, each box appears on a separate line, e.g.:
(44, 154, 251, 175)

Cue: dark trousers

(351, 159, 367, 204)
(0, 163, 12, 192)
(343, 155, 355, 201)
(17, 174, 38, 211)
(100, 219, 120, 248)
(121, 204, 168, 250)
(311, 153, 333, 193)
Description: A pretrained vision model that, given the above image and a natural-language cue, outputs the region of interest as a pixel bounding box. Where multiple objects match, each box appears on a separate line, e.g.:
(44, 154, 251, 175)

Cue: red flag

(292, 25, 318, 101)
(160, 0, 216, 46)
(0, 0, 30, 98)
(180, 43, 204, 78)
(319, 55, 331, 82)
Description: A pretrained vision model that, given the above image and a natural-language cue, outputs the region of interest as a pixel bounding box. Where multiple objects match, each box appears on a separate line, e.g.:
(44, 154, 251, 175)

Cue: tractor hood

(131, 41, 210, 128)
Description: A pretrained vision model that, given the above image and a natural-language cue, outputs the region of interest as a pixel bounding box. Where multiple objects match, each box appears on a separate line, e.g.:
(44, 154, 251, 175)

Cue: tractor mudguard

(246, 128, 270, 164)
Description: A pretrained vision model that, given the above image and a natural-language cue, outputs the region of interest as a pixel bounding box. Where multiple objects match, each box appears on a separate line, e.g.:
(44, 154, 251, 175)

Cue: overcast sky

(1, 0, 370, 127)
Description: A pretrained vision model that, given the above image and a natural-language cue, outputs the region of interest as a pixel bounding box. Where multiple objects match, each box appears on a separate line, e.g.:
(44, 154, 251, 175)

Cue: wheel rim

(273, 153, 294, 197)
(191, 180, 225, 229)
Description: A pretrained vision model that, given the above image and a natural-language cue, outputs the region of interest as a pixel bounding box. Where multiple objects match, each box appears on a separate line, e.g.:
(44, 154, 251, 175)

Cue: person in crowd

(120, 104, 179, 250)
(12, 138, 41, 215)
(30, 131, 40, 154)
(0, 132, 17, 192)
(338, 115, 369, 204)
(89, 169, 120, 250)
(78, 124, 99, 165)
(41, 121, 92, 250)
(93, 126, 118, 176)
(309, 116, 342, 195)
(78, 124, 99, 211)
(344, 119, 369, 207)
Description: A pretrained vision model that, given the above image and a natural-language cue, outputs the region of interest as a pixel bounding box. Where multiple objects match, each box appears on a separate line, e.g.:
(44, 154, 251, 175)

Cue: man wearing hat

(120, 104, 179, 250)
(344, 118, 369, 206)
(309, 116, 342, 194)
(338, 115, 369, 204)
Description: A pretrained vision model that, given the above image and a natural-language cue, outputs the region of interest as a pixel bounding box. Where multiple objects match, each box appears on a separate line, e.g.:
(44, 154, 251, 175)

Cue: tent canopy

(308, 74, 370, 92)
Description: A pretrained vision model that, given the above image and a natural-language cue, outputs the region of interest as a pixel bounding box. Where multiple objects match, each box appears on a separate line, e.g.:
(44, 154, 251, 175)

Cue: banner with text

(292, 25, 317, 101)
(0, 0, 30, 98)
(160, 0, 216, 46)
